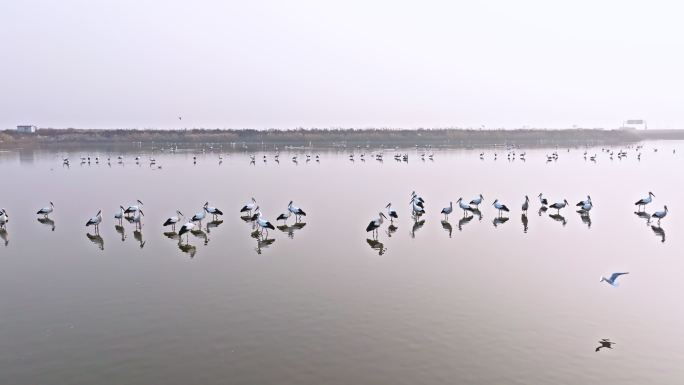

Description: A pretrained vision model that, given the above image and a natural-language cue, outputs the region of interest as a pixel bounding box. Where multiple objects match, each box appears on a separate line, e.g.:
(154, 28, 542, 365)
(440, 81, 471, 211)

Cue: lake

(0, 142, 682, 384)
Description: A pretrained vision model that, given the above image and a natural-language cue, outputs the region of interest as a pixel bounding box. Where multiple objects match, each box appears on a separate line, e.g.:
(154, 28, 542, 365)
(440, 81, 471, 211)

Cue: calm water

(1, 142, 682, 384)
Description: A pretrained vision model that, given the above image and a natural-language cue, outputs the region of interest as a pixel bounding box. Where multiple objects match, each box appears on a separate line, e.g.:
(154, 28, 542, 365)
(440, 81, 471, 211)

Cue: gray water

(0, 143, 682, 384)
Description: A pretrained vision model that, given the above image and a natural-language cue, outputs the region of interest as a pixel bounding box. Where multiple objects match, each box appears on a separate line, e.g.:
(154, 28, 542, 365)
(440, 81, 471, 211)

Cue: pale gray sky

(2, 0, 683, 129)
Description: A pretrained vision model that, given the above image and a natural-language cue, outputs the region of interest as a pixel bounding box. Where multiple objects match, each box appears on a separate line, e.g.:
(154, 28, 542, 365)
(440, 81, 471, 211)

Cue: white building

(17, 125, 37, 133)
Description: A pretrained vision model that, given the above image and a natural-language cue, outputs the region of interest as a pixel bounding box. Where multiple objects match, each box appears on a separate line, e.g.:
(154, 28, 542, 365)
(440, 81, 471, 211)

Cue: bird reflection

(115, 224, 126, 241)
(595, 338, 615, 352)
(651, 225, 666, 243)
(164, 231, 179, 241)
(0, 229, 8, 246)
(579, 213, 592, 228)
(458, 215, 473, 231)
(37, 217, 56, 231)
(254, 236, 276, 254)
(366, 238, 387, 255)
(634, 211, 651, 226)
(386, 224, 398, 237)
(549, 213, 567, 226)
(521, 214, 528, 233)
(86, 232, 104, 251)
(191, 229, 209, 245)
(492, 216, 509, 227)
(206, 219, 224, 234)
(537, 206, 548, 216)
(441, 220, 453, 238)
(411, 219, 425, 238)
(177, 240, 197, 258)
(133, 230, 146, 248)
(469, 208, 483, 221)
(277, 222, 307, 239)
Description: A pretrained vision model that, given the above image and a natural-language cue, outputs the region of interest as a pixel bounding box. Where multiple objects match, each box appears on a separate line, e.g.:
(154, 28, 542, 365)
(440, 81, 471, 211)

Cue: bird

(191, 207, 206, 227)
(385, 203, 398, 222)
(441, 201, 453, 220)
(36, 202, 54, 217)
(287, 201, 306, 222)
(124, 200, 144, 216)
(595, 339, 615, 352)
(635, 192, 655, 211)
(366, 212, 387, 237)
(549, 199, 569, 214)
(0, 208, 8, 229)
(600, 272, 629, 287)
(577, 199, 593, 215)
(469, 194, 484, 208)
(178, 222, 196, 242)
(457, 198, 470, 215)
(163, 210, 184, 231)
(85, 210, 103, 233)
(255, 207, 275, 237)
(576, 195, 591, 207)
(276, 209, 291, 224)
(492, 199, 510, 217)
(240, 197, 257, 215)
(203, 202, 223, 220)
(131, 210, 144, 230)
(114, 205, 125, 223)
(538, 193, 548, 206)
(651, 205, 668, 224)
(521, 196, 529, 214)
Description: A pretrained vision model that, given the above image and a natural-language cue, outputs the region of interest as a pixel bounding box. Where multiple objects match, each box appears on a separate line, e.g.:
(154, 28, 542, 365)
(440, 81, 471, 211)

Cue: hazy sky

(2, 0, 683, 129)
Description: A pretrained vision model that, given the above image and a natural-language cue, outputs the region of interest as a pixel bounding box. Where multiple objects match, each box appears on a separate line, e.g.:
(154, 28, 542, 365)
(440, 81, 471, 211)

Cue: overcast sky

(2, 0, 683, 130)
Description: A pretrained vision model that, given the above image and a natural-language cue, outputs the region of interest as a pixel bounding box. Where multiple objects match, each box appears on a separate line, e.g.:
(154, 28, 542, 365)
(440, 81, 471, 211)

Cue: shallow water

(0, 142, 682, 384)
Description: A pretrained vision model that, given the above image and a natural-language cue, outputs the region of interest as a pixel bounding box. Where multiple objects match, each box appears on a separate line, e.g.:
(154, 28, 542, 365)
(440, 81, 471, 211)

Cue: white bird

(549, 199, 569, 214)
(651, 206, 668, 224)
(163, 210, 184, 231)
(441, 201, 453, 220)
(85, 210, 103, 232)
(0, 208, 8, 229)
(469, 194, 484, 208)
(385, 203, 398, 222)
(576, 195, 592, 207)
(577, 199, 593, 214)
(276, 209, 291, 223)
(132, 210, 144, 230)
(36, 202, 54, 217)
(124, 200, 144, 216)
(191, 207, 206, 227)
(456, 197, 470, 215)
(114, 205, 125, 223)
(600, 272, 629, 287)
(287, 201, 306, 222)
(178, 222, 196, 242)
(203, 202, 224, 220)
(492, 199, 510, 217)
(240, 197, 257, 215)
(635, 192, 655, 211)
(255, 207, 275, 237)
(366, 212, 387, 237)
(538, 193, 548, 206)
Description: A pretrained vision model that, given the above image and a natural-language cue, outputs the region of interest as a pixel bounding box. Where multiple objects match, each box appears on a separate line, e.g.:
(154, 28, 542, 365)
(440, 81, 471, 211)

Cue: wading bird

(635, 192, 655, 211)
(85, 210, 103, 233)
(255, 207, 275, 237)
(36, 202, 54, 218)
(651, 206, 668, 224)
(366, 212, 387, 238)
(457, 198, 470, 215)
(240, 198, 257, 215)
(469, 194, 483, 208)
(441, 201, 453, 220)
(549, 199, 569, 214)
(163, 210, 184, 231)
(521, 196, 529, 214)
(178, 222, 195, 242)
(287, 201, 306, 222)
(203, 202, 223, 220)
(114, 205, 125, 223)
(538, 193, 548, 206)
(0, 209, 8, 229)
(124, 200, 144, 216)
(492, 199, 510, 217)
(385, 203, 398, 222)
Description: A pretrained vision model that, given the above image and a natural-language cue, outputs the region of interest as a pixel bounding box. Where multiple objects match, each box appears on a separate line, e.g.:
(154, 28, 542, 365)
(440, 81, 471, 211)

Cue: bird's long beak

(179, 211, 184, 216)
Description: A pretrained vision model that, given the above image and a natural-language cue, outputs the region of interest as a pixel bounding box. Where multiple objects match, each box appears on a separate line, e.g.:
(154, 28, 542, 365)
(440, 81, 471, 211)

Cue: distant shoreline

(1, 128, 683, 149)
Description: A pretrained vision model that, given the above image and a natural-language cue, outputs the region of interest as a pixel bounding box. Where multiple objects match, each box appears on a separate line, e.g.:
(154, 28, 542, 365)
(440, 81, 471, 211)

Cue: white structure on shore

(16, 125, 37, 133)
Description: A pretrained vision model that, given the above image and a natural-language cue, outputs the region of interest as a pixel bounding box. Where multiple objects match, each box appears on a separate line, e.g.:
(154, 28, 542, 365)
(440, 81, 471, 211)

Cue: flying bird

(600, 272, 629, 287)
